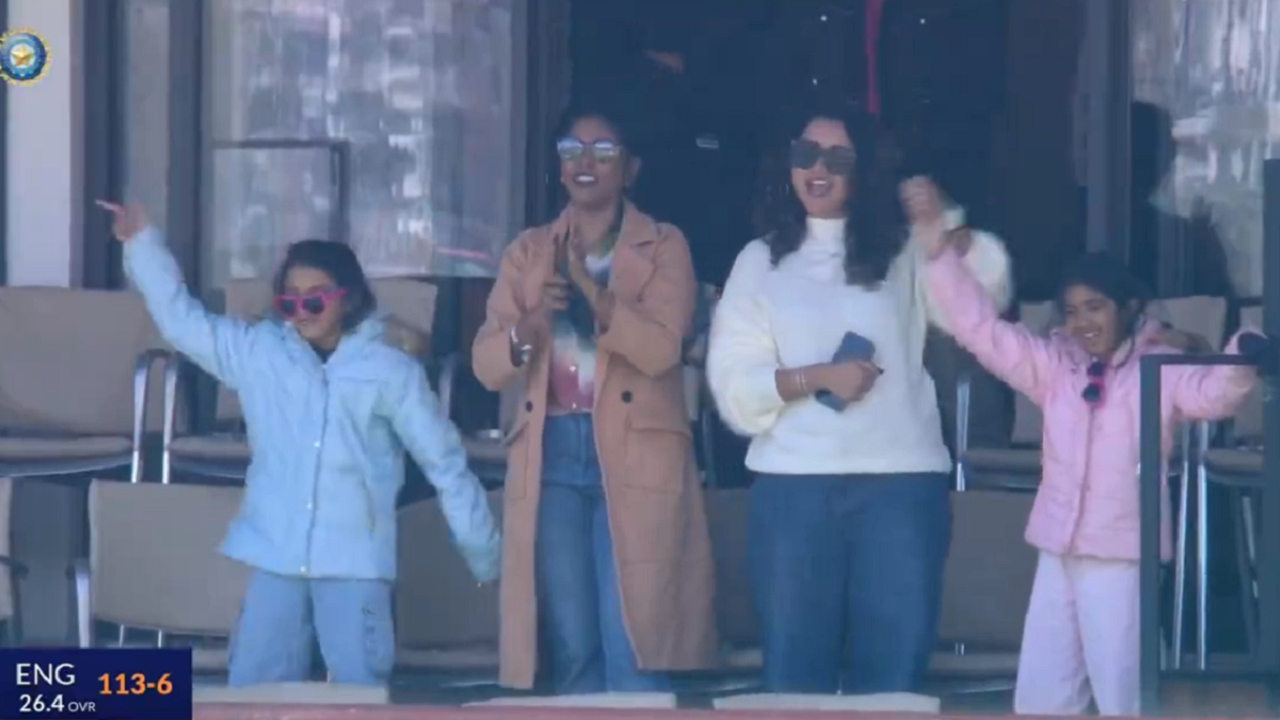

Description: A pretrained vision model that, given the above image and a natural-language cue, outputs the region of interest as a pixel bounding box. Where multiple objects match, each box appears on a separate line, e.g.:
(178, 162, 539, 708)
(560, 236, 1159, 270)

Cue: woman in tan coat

(472, 104, 718, 693)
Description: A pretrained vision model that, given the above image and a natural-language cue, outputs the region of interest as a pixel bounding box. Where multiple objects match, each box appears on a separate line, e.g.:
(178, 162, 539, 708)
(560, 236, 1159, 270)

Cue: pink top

(926, 248, 1257, 561)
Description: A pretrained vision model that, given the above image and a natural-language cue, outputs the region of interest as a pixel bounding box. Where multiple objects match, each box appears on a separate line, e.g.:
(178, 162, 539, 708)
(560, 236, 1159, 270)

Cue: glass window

(1132, 0, 1280, 298)
(122, 0, 171, 232)
(203, 0, 523, 289)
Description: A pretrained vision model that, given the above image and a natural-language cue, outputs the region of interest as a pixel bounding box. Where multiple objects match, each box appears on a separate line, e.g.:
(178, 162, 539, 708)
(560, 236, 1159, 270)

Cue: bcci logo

(0, 29, 48, 85)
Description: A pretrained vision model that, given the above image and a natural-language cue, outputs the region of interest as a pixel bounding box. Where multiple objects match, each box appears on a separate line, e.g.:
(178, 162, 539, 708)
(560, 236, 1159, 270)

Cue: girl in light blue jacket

(98, 201, 501, 686)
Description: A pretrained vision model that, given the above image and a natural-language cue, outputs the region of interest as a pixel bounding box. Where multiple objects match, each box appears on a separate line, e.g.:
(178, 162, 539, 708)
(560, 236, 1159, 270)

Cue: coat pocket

(622, 406, 693, 493)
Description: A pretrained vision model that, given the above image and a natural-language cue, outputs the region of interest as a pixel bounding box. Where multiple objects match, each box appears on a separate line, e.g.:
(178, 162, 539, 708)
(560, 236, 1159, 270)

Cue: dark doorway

(565, 0, 1026, 291)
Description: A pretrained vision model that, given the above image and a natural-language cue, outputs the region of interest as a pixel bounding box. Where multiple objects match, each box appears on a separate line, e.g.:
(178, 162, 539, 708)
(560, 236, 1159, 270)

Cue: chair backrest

(1234, 305, 1265, 441)
(937, 490, 1037, 649)
(88, 480, 249, 635)
(1152, 296, 1229, 348)
(394, 492, 502, 652)
(0, 288, 169, 436)
(1019, 301, 1058, 335)
(1008, 301, 1055, 446)
(706, 488, 757, 648)
(370, 278, 437, 351)
(213, 280, 273, 425)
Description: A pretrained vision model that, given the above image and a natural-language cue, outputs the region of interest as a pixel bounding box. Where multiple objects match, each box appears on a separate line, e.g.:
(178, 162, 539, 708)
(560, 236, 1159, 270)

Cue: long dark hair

(272, 239, 377, 331)
(1058, 252, 1151, 342)
(755, 97, 905, 287)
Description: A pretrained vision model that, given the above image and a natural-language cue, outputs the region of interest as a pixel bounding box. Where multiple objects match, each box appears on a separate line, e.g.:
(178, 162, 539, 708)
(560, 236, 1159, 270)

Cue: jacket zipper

(1068, 379, 1097, 555)
(303, 366, 329, 574)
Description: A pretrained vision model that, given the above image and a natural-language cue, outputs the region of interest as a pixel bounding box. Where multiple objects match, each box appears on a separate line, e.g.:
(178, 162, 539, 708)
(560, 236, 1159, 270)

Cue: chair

(393, 491, 502, 682)
(161, 279, 439, 483)
(74, 480, 249, 672)
(1151, 296, 1229, 350)
(929, 490, 1037, 690)
(458, 384, 519, 486)
(954, 301, 1056, 493)
(0, 288, 170, 480)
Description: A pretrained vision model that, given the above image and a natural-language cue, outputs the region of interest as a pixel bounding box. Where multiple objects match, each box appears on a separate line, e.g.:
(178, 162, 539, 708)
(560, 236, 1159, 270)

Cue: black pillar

(1083, 0, 1131, 259)
(1260, 159, 1280, 707)
(80, 0, 124, 288)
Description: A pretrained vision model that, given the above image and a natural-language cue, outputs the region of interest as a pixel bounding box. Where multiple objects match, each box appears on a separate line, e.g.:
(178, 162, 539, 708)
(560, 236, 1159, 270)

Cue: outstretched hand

(95, 200, 148, 242)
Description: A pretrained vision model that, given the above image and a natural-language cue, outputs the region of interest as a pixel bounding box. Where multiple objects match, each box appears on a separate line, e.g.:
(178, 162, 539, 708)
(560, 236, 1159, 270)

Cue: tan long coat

(472, 202, 719, 689)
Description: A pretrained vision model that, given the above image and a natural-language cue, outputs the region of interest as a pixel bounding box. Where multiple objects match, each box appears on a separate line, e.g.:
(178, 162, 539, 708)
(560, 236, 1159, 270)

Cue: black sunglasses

(557, 137, 622, 163)
(1081, 361, 1106, 405)
(790, 139, 857, 175)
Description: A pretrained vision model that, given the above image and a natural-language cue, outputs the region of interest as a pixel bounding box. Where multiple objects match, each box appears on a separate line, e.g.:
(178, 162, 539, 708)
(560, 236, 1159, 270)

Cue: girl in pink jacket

(924, 235, 1258, 716)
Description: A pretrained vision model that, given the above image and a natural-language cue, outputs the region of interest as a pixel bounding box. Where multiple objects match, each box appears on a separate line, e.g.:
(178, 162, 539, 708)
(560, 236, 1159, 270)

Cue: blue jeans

(750, 472, 952, 693)
(228, 570, 394, 686)
(536, 414, 669, 694)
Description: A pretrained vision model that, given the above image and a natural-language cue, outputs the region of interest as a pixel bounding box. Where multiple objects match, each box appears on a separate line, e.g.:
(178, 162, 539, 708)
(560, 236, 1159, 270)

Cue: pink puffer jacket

(927, 249, 1257, 561)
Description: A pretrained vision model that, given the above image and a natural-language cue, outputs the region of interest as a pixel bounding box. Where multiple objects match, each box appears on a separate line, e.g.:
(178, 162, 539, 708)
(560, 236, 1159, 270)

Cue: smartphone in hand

(816, 332, 877, 411)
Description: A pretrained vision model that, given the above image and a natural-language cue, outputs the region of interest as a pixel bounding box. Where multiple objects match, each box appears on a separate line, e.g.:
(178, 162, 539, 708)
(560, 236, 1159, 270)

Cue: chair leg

(1235, 491, 1260, 657)
(1196, 466, 1211, 670)
(1173, 469, 1190, 669)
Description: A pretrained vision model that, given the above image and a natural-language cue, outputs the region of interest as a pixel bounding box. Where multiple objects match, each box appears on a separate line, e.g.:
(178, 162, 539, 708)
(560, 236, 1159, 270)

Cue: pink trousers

(1014, 552, 1140, 716)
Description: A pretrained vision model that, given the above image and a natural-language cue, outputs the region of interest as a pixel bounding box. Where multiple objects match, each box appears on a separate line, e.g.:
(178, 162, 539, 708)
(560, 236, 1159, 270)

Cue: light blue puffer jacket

(124, 228, 500, 582)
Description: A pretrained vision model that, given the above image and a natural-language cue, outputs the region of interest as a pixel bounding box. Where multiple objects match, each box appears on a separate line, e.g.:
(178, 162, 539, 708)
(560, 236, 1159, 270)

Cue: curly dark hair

(754, 98, 905, 287)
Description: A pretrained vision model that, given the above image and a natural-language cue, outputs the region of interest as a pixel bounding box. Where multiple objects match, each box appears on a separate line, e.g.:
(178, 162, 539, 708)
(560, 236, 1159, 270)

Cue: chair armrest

(132, 349, 176, 484)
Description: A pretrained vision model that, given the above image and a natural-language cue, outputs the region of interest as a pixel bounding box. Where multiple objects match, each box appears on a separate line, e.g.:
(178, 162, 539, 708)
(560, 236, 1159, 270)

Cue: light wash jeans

(535, 414, 669, 694)
(227, 569, 394, 686)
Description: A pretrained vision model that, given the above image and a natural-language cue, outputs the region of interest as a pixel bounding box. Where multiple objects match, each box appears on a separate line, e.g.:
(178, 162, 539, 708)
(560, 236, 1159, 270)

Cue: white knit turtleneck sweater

(707, 215, 1011, 475)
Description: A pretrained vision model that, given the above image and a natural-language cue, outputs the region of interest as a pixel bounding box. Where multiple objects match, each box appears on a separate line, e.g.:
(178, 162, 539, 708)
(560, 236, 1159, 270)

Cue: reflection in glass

(123, 0, 171, 232)
(1132, 0, 1280, 297)
(209, 146, 336, 282)
(206, 0, 520, 287)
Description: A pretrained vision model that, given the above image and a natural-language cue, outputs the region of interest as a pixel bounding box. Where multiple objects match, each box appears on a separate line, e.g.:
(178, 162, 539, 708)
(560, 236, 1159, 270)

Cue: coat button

(525, 400, 534, 412)
(621, 391, 633, 403)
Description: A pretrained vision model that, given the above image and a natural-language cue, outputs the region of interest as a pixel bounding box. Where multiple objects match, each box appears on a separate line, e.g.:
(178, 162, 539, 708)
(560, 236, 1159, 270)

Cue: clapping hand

(95, 200, 148, 242)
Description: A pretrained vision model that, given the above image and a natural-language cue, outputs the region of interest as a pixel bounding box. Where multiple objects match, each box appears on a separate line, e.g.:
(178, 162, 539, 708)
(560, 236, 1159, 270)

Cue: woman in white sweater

(707, 99, 1011, 693)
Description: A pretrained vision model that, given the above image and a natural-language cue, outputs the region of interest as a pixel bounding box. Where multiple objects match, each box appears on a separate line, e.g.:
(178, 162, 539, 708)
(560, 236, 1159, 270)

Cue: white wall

(5, 0, 81, 286)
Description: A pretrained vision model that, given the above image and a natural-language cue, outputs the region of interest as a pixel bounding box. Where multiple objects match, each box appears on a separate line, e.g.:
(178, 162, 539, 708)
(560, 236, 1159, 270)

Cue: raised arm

(917, 226, 1013, 333)
(925, 247, 1060, 405)
(706, 242, 786, 435)
(103, 202, 260, 388)
(1168, 331, 1260, 421)
(389, 358, 501, 583)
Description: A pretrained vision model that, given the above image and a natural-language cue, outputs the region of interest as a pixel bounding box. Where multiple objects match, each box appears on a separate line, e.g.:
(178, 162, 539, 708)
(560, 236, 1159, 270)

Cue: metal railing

(1138, 353, 1264, 713)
